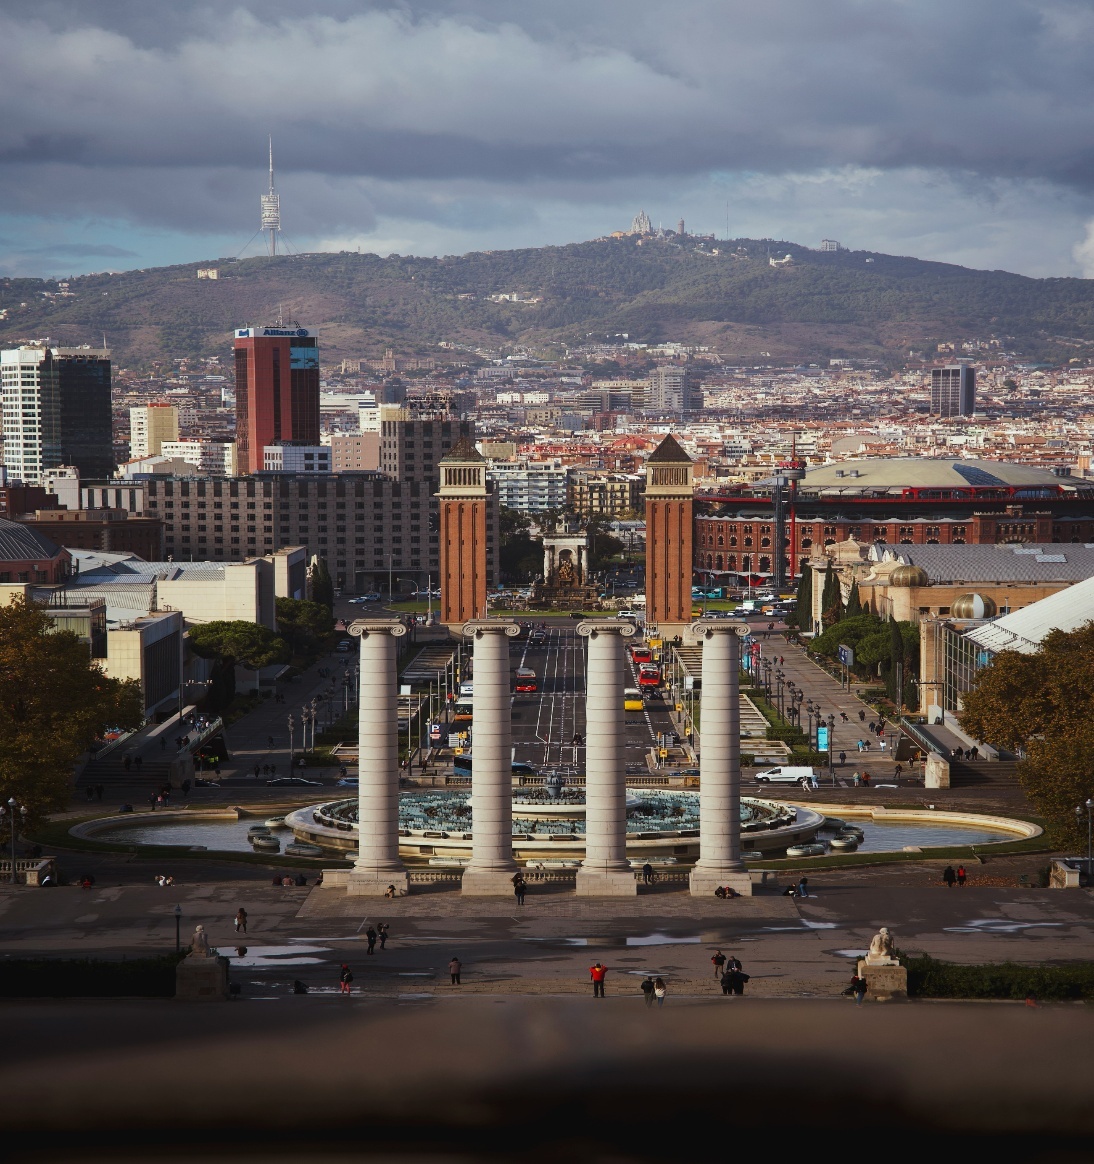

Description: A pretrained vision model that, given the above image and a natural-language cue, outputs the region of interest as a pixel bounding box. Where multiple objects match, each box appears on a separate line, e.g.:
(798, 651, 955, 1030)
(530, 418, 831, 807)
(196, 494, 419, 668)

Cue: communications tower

(260, 136, 281, 256)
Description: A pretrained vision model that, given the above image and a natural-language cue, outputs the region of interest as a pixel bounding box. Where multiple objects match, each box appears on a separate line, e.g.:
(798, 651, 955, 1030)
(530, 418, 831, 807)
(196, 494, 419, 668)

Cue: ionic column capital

(348, 619, 407, 638)
(577, 619, 637, 639)
(689, 619, 750, 640)
(462, 619, 521, 639)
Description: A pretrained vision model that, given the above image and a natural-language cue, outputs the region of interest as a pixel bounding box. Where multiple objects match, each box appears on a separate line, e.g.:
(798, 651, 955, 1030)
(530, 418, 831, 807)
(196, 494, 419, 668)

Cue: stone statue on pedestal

(865, 926, 899, 966)
(189, 924, 212, 958)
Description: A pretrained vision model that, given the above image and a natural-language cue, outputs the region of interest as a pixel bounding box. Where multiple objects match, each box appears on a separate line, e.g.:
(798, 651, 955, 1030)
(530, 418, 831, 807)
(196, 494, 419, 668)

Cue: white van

(754, 765, 815, 785)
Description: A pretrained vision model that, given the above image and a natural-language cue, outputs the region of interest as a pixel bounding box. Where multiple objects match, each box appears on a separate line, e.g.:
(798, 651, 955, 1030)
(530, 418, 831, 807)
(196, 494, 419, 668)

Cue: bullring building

(694, 457, 1094, 583)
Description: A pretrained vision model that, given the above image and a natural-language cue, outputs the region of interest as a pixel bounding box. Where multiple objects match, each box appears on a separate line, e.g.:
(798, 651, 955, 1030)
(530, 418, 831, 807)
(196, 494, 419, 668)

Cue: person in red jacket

(589, 962, 607, 998)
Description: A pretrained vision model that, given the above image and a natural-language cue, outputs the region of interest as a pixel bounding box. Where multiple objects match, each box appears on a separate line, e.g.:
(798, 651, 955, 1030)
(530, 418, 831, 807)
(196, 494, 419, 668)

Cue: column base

(461, 868, 521, 896)
(346, 870, 409, 897)
(575, 868, 637, 896)
(689, 869, 754, 897)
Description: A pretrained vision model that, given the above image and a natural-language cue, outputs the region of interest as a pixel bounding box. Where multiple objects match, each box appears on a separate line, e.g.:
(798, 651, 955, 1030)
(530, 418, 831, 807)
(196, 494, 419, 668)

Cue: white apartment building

(486, 459, 569, 512)
(161, 439, 237, 476)
(1, 346, 59, 484)
(129, 403, 179, 459)
(262, 444, 331, 473)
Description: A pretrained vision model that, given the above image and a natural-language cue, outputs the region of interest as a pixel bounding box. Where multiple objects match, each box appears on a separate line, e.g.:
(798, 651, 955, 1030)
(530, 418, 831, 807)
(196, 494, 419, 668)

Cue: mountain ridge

(2, 235, 1092, 369)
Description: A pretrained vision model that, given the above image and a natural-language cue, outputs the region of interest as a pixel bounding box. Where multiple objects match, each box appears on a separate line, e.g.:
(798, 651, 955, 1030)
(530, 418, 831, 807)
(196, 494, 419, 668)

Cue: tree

(845, 580, 863, 618)
(959, 624, 1094, 843)
(188, 621, 290, 709)
(276, 597, 334, 653)
(820, 561, 841, 625)
(309, 556, 334, 610)
(499, 506, 543, 583)
(0, 597, 143, 825)
(789, 562, 812, 631)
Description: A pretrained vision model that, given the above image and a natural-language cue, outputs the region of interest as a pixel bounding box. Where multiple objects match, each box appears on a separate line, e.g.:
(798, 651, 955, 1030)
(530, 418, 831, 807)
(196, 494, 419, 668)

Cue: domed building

(694, 457, 1094, 583)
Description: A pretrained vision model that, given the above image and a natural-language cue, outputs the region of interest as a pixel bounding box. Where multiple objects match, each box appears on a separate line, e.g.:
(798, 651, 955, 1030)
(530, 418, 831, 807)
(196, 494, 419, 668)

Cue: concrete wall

(159, 560, 275, 629)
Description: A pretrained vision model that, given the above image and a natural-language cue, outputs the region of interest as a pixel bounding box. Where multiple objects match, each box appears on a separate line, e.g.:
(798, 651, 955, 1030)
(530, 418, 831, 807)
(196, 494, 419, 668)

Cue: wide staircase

(947, 759, 1022, 788)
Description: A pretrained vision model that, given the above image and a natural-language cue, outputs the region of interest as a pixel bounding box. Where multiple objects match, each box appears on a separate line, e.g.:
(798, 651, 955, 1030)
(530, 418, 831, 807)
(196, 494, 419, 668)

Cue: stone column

(575, 619, 638, 895)
(347, 619, 409, 896)
(461, 620, 521, 894)
(688, 619, 753, 896)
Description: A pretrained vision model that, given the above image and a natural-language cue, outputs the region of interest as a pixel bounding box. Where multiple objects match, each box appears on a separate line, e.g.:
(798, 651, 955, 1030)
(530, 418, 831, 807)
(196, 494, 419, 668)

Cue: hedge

(0, 955, 186, 998)
(905, 954, 1094, 1001)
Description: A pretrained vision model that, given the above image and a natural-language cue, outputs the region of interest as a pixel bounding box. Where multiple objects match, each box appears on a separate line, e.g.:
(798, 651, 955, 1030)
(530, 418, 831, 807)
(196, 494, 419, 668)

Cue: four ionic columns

(341, 616, 754, 897)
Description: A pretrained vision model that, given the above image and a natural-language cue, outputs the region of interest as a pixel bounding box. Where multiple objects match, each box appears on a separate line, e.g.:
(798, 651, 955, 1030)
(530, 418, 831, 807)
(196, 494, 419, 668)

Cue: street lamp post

(174, 903, 182, 952)
(287, 714, 296, 768)
(1076, 799, 1094, 875)
(827, 714, 836, 783)
(0, 797, 28, 884)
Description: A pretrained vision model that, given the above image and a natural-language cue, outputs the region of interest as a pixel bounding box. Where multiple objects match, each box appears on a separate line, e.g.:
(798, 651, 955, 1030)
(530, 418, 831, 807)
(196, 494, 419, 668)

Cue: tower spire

(260, 135, 281, 256)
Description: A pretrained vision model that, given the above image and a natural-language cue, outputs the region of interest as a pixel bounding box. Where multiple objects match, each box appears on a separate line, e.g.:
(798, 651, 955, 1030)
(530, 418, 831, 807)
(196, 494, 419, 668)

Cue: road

(509, 621, 680, 773)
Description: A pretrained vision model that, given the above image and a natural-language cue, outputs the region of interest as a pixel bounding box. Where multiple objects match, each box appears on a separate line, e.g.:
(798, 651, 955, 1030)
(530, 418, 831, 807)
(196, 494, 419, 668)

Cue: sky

(5, 0, 1094, 279)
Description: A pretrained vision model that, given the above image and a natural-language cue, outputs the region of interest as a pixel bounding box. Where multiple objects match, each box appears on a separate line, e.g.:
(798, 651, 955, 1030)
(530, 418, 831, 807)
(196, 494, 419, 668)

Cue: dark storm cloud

(3, 1, 1094, 239)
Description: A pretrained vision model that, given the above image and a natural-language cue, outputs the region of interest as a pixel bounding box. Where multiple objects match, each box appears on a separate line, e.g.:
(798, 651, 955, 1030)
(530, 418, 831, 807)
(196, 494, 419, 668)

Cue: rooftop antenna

(260, 135, 281, 257)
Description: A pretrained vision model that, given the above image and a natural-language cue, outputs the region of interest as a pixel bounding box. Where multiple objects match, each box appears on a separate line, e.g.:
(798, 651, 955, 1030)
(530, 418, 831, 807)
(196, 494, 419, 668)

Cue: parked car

(266, 776, 323, 786)
(336, 776, 359, 787)
(336, 639, 353, 652)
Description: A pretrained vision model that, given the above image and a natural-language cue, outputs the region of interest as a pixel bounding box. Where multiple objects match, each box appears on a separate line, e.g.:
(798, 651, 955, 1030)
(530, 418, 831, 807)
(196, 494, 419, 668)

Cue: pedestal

(347, 870, 409, 897)
(857, 959, 908, 1002)
(460, 869, 520, 896)
(175, 955, 229, 1001)
(688, 869, 754, 897)
(575, 869, 638, 896)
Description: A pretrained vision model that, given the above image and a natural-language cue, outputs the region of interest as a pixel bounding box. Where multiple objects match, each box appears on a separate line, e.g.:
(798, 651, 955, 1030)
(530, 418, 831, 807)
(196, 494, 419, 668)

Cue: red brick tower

(645, 434, 695, 638)
(438, 438, 489, 627)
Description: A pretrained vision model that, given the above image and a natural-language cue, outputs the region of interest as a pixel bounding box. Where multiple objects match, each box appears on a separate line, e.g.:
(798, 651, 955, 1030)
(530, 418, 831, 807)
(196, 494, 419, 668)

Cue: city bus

(624, 688, 644, 711)
(513, 667, 538, 693)
(637, 664, 661, 689)
(453, 700, 474, 723)
(630, 645, 653, 665)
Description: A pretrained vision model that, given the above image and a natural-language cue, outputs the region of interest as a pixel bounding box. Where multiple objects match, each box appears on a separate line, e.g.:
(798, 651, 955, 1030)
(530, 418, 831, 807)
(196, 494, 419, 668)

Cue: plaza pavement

(3, 876, 1092, 1002)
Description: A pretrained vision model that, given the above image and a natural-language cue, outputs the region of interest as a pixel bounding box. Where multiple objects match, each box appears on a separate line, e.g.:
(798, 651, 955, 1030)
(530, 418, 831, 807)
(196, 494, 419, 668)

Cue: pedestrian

(894, 764, 903, 780)
(852, 771, 861, 787)
(123, 753, 132, 772)
(339, 963, 353, 994)
(851, 973, 867, 1005)
(378, 922, 389, 949)
(943, 865, 957, 888)
(268, 735, 275, 748)
(711, 950, 726, 979)
(840, 712, 849, 723)
(589, 961, 607, 998)
(868, 721, 876, 734)
(858, 709, 866, 722)
(365, 926, 377, 954)
(149, 794, 157, 811)
(85, 786, 94, 802)
(653, 977, 667, 1007)
(642, 862, 654, 885)
(641, 976, 656, 1007)
(448, 955, 462, 985)
(956, 864, 967, 887)
(181, 779, 191, 798)
(797, 876, 809, 898)
(724, 968, 748, 996)
(254, 764, 261, 779)
(839, 750, 846, 766)
(862, 771, 871, 787)
(234, 908, 247, 934)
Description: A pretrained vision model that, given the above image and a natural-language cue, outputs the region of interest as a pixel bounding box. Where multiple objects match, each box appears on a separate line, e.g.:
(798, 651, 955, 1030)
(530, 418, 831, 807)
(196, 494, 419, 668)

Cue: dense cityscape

(3, 1, 1094, 1155)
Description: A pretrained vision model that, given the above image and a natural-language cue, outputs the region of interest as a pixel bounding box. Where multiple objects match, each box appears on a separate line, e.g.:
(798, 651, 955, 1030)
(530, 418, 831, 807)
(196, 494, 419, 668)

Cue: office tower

(130, 403, 179, 459)
(644, 434, 695, 638)
(931, 364, 976, 417)
(233, 325, 320, 474)
(379, 414, 474, 487)
(648, 364, 697, 413)
(0, 344, 113, 484)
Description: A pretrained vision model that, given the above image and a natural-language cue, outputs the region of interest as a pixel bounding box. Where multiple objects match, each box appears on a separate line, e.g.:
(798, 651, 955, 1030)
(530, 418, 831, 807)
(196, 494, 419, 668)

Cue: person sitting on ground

(782, 883, 798, 896)
(384, 883, 397, 898)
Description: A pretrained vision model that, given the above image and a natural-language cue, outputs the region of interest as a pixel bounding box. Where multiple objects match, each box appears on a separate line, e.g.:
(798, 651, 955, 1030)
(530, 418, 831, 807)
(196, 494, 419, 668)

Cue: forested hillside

(2, 235, 1092, 369)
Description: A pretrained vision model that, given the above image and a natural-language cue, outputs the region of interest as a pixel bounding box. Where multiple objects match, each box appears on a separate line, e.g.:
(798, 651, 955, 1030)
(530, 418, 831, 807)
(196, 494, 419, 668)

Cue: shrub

(904, 954, 1094, 1001)
(0, 955, 186, 998)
